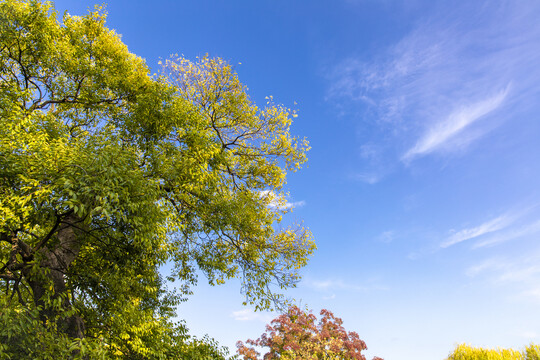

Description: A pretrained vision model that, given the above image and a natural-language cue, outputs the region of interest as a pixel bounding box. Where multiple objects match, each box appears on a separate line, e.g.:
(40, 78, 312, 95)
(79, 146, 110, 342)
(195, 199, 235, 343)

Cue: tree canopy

(0, 0, 314, 358)
(236, 306, 383, 360)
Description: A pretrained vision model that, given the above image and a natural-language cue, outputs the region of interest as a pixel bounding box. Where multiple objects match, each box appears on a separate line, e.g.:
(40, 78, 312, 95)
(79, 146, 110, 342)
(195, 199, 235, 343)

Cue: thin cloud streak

(473, 219, 540, 249)
(440, 213, 516, 248)
(440, 209, 530, 248)
(230, 309, 273, 323)
(353, 173, 381, 184)
(466, 252, 540, 302)
(441, 204, 540, 249)
(309, 279, 368, 292)
(402, 87, 509, 161)
(306, 278, 388, 293)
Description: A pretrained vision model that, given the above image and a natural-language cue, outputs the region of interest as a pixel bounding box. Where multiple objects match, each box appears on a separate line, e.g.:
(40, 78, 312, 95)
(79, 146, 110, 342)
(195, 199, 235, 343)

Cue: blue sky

(52, 1, 540, 359)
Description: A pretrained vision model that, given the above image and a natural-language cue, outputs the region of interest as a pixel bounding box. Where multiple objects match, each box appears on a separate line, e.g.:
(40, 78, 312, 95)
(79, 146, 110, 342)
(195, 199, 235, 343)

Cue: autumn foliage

(237, 306, 383, 360)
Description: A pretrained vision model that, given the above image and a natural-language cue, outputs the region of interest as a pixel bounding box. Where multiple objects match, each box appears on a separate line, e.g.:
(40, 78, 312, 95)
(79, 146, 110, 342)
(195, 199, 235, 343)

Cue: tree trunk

(24, 214, 85, 339)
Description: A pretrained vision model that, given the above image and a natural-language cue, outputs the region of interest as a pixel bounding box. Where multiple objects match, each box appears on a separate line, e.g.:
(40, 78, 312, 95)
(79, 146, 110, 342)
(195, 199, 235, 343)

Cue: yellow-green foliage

(0, 0, 312, 358)
(448, 344, 540, 360)
(524, 345, 540, 360)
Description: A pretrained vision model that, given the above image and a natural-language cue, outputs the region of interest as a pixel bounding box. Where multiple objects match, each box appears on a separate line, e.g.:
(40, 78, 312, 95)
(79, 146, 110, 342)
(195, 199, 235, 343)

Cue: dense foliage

(236, 306, 383, 360)
(447, 344, 540, 360)
(0, 0, 313, 358)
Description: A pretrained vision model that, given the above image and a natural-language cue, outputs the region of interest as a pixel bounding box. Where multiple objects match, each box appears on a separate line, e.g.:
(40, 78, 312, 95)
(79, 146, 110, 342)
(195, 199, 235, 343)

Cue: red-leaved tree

(236, 306, 383, 360)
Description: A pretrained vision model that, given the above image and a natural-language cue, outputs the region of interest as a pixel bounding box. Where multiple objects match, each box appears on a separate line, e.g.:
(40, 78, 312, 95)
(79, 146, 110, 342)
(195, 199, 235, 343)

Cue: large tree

(0, 0, 314, 358)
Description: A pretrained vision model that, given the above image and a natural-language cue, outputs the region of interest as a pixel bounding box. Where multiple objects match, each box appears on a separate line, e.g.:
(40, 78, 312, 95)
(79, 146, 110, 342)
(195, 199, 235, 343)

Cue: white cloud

(327, 2, 540, 166)
(310, 279, 355, 291)
(402, 88, 509, 161)
(353, 173, 381, 184)
(377, 230, 395, 243)
(473, 219, 540, 248)
(230, 308, 273, 323)
(466, 258, 504, 278)
(259, 190, 305, 210)
(499, 266, 540, 284)
(440, 214, 516, 248)
(441, 205, 540, 249)
(520, 331, 540, 339)
(306, 277, 388, 292)
(523, 287, 540, 302)
(466, 251, 540, 303)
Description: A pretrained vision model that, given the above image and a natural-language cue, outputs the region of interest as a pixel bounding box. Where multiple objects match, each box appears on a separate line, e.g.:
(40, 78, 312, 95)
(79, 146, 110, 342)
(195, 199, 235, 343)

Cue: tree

(0, 0, 314, 358)
(236, 306, 384, 360)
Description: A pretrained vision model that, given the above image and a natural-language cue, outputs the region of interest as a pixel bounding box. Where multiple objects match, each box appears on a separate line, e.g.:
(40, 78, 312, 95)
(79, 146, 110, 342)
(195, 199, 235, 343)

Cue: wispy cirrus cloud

(440, 213, 516, 248)
(328, 1, 540, 168)
(376, 230, 395, 243)
(309, 279, 367, 291)
(305, 277, 388, 293)
(473, 219, 540, 249)
(351, 172, 381, 185)
(466, 252, 540, 303)
(349, 143, 390, 184)
(441, 205, 540, 249)
(402, 87, 509, 161)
